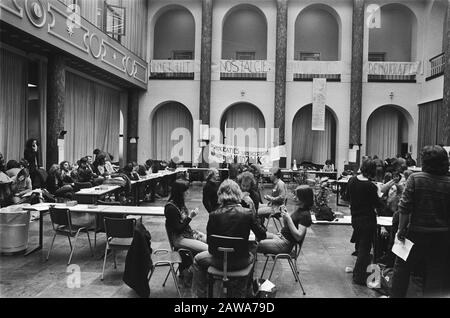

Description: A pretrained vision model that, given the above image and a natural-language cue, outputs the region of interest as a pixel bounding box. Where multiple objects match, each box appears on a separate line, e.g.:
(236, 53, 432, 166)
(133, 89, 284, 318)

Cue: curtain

(0, 48, 27, 162)
(79, 0, 98, 26)
(223, 104, 266, 150)
(39, 60, 47, 168)
(152, 103, 193, 162)
(366, 107, 401, 159)
(122, 0, 148, 59)
(65, 72, 120, 163)
(417, 100, 443, 165)
(292, 105, 336, 165)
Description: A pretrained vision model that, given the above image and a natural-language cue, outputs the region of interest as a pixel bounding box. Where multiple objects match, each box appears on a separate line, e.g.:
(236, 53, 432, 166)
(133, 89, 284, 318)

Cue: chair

(161, 225, 194, 288)
(259, 235, 306, 295)
(207, 235, 254, 298)
(264, 198, 287, 232)
(46, 207, 94, 265)
(101, 217, 136, 280)
(147, 247, 183, 297)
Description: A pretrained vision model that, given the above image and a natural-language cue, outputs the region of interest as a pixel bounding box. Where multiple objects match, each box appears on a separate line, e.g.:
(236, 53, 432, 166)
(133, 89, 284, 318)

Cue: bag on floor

(315, 206, 335, 221)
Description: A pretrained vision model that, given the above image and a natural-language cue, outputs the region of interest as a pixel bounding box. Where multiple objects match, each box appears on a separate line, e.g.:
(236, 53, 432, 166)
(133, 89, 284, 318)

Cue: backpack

(315, 206, 335, 221)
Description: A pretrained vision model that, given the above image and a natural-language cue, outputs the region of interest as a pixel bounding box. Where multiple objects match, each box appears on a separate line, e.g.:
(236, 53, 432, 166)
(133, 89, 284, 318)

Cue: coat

(123, 223, 153, 298)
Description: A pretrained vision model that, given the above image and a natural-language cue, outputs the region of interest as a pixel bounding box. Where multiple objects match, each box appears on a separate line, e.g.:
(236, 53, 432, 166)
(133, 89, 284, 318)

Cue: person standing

(24, 138, 44, 188)
(347, 159, 382, 285)
(390, 145, 450, 297)
(202, 168, 220, 213)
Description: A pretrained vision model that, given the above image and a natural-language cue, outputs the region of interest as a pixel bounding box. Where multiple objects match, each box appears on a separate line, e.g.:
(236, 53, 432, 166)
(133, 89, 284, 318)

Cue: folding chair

(46, 207, 94, 265)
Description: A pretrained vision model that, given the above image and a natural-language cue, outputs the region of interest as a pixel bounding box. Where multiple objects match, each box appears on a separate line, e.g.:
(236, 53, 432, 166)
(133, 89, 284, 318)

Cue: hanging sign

(367, 62, 421, 76)
(312, 78, 327, 131)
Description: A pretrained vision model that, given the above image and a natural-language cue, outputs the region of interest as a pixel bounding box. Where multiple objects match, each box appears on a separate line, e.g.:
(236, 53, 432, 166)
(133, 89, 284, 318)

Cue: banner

(290, 61, 343, 75)
(150, 60, 197, 73)
(367, 62, 421, 76)
(209, 142, 271, 162)
(312, 78, 327, 131)
(220, 60, 273, 74)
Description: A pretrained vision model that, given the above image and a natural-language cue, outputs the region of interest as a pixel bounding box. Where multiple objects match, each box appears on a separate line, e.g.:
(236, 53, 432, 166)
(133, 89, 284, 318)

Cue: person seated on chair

(5, 160, 21, 178)
(237, 171, 260, 215)
(46, 164, 74, 200)
(257, 185, 312, 255)
(203, 168, 220, 213)
(192, 179, 267, 298)
(11, 168, 33, 204)
(164, 180, 208, 254)
(120, 162, 140, 181)
(258, 167, 287, 220)
(323, 159, 335, 173)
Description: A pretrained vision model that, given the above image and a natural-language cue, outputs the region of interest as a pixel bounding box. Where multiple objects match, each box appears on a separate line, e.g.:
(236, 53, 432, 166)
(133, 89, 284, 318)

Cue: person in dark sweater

(237, 171, 260, 214)
(347, 159, 382, 285)
(164, 180, 208, 254)
(391, 145, 450, 297)
(192, 179, 267, 298)
(202, 168, 220, 213)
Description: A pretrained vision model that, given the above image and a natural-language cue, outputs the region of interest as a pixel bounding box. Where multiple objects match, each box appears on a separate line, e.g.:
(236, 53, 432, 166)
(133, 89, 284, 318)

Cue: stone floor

(0, 183, 381, 298)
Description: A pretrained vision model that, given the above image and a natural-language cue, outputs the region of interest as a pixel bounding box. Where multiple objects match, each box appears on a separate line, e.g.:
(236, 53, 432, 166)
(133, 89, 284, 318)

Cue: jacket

(123, 223, 153, 298)
(207, 204, 267, 259)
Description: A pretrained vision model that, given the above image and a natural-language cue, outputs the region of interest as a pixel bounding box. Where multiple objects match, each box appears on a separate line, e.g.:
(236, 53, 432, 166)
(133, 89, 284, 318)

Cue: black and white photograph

(1, 0, 450, 302)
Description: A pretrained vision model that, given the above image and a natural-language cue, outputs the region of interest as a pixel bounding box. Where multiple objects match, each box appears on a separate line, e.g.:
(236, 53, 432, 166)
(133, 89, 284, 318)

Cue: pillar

(274, 0, 288, 147)
(46, 54, 65, 170)
(200, 0, 213, 126)
(441, 0, 450, 146)
(349, 0, 365, 167)
(127, 89, 139, 163)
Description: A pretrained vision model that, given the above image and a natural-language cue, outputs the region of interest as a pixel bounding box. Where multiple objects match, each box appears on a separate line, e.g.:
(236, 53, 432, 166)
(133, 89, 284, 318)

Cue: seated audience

(202, 168, 220, 213)
(405, 153, 417, 167)
(121, 162, 140, 181)
(164, 180, 208, 254)
(60, 161, 74, 184)
(0, 153, 13, 207)
(46, 164, 74, 199)
(237, 171, 260, 214)
(5, 160, 21, 178)
(192, 179, 267, 298)
(323, 159, 335, 172)
(258, 167, 287, 220)
(257, 185, 313, 255)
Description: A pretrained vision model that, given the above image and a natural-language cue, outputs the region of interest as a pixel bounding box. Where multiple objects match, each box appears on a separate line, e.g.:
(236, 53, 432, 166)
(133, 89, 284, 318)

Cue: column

(441, 0, 450, 145)
(127, 89, 139, 163)
(349, 0, 365, 167)
(199, 0, 213, 167)
(46, 54, 65, 170)
(274, 0, 288, 147)
(199, 0, 213, 126)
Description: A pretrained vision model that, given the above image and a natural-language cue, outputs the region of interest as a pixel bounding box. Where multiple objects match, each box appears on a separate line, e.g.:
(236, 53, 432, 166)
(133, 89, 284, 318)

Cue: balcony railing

(220, 60, 271, 80)
(149, 60, 196, 80)
(367, 61, 420, 82)
(290, 61, 343, 81)
(428, 53, 445, 79)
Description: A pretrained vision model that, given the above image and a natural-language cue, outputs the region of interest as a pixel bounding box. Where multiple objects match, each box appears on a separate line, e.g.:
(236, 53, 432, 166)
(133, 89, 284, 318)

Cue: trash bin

(0, 205, 31, 255)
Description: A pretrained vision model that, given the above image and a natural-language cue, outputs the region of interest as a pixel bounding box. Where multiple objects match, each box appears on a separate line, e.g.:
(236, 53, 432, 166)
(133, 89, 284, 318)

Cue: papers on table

(392, 237, 414, 261)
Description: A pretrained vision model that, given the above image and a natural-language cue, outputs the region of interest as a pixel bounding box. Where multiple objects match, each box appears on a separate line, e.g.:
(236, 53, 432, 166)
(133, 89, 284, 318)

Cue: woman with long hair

(24, 138, 44, 188)
(164, 179, 208, 254)
(202, 168, 220, 213)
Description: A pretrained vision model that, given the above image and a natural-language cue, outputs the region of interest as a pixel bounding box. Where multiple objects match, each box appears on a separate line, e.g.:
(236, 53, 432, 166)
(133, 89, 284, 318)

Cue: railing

(367, 61, 420, 82)
(219, 60, 271, 80)
(429, 53, 445, 78)
(290, 61, 343, 81)
(149, 60, 196, 80)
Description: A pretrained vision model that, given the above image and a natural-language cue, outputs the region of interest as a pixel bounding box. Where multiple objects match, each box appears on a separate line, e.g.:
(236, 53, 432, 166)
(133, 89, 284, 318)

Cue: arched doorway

(222, 5, 267, 60)
(151, 102, 193, 163)
(220, 103, 265, 163)
(153, 7, 195, 60)
(294, 5, 340, 61)
(291, 105, 337, 165)
(366, 106, 409, 159)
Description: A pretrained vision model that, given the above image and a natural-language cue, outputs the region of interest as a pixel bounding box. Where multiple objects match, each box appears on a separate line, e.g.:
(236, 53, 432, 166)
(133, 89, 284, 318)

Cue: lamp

(389, 92, 394, 100)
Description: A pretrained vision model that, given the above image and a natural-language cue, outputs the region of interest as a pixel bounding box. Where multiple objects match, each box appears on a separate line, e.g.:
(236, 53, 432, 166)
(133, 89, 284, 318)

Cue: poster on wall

(312, 78, 327, 131)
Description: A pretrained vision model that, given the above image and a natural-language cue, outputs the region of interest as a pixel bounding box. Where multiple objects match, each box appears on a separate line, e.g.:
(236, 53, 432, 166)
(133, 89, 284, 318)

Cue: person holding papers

(390, 145, 450, 298)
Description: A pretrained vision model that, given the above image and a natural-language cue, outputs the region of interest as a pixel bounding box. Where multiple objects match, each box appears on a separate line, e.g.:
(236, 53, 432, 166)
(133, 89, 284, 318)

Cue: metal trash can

(0, 205, 31, 255)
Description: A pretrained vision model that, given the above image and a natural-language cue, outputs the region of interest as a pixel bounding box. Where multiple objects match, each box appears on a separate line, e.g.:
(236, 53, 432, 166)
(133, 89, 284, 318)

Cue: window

(369, 52, 386, 62)
(236, 52, 255, 60)
(172, 51, 193, 60)
(298, 52, 321, 61)
(103, 1, 126, 41)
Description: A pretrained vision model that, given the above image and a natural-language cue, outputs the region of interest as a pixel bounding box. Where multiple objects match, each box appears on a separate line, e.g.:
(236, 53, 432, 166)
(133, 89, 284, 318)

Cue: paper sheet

(392, 237, 414, 261)
(260, 280, 276, 292)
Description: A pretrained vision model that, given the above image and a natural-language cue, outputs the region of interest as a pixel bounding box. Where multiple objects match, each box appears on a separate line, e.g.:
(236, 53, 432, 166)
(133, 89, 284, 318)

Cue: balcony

(367, 62, 420, 83)
(219, 60, 270, 81)
(426, 53, 445, 81)
(149, 60, 197, 80)
(290, 61, 344, 82)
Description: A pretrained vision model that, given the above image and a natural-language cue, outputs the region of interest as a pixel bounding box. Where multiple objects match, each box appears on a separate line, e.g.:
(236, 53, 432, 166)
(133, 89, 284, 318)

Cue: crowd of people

(346, 145, 450, 297)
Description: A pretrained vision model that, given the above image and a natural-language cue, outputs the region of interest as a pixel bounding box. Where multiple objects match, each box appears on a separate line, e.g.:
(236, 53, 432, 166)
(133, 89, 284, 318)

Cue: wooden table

(22, 203, 165, 256)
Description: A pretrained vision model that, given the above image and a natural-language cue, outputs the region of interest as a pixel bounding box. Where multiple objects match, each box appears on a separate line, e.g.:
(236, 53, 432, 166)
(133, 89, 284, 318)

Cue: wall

(294, 7, 339, 61)
(153, 9, 196, 59)
(222, 7, 268, 59)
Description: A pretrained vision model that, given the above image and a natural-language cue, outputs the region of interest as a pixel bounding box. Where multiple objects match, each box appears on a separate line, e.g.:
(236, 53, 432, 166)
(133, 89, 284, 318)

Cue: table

(22, 203, 165, 256)
(73, 185, 121, 204)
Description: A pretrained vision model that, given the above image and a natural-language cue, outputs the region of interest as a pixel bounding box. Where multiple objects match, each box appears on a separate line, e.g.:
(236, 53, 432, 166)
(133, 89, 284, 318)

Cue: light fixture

(28, 84, 37, 88)
(240, 90, 245, 97)
(389, 92, 394, 100)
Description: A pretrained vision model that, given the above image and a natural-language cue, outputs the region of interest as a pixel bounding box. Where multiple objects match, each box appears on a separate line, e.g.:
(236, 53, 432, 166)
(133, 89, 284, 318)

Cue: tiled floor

(0, 183, 380, 298)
